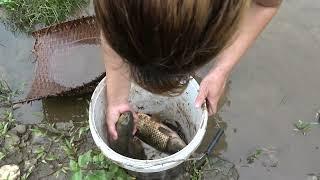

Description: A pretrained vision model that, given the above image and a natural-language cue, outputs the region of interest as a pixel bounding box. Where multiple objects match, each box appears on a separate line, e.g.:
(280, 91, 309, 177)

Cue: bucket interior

(92, 80, 204, 160)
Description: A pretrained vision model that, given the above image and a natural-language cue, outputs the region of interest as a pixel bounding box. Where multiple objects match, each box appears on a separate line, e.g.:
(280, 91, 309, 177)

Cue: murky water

(50, 46, 103, 88)
(197, 1, 320, 180)
(0, 22, 92, 125)
(1, 0, 320, 179)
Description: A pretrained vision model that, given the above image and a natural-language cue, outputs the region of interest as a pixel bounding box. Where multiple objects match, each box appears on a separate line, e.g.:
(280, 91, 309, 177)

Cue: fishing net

(27, 16, 104, 102)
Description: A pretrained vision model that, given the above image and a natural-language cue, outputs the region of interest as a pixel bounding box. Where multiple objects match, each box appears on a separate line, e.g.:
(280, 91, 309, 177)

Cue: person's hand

(195, 69, 229, 115)
(106, 102, 137, 141)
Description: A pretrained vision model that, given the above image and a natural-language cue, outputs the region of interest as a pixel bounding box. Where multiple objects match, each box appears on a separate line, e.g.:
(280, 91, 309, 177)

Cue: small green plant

(0, 0, 89, 33)
(189, 160, 204, 180)
(69, 150, 131, 180)
(246, 149, 262, 164)
(0, 151, 5, 160)
(293, 120, 312, 135)
(0, 110, 15, 137)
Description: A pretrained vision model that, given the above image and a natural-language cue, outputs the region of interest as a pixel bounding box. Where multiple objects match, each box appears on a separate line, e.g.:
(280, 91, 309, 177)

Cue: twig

(0, 98, 37, 108)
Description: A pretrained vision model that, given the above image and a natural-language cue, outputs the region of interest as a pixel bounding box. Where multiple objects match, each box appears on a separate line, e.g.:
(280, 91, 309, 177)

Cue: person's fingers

(195, 85, 207, 108)
(207, 99, 218, 116)
(106, 110, 119, 140)
(106, 119, 118, 140)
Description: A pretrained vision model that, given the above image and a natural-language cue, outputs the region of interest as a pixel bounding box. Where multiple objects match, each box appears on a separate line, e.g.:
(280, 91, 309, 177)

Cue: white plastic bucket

(89, 77, 208, 173)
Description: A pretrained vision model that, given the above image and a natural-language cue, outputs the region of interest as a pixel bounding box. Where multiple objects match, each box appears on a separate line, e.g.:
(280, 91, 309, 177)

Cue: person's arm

(101, 33, 132, 140)
(195, 1, 282, 115)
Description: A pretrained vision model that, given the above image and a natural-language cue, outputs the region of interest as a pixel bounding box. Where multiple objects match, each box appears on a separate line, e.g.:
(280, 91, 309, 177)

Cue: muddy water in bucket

(89, 77, 208, 179)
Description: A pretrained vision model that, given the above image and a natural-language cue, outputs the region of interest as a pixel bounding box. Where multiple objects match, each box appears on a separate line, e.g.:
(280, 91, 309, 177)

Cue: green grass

(0, 0, 89, 33)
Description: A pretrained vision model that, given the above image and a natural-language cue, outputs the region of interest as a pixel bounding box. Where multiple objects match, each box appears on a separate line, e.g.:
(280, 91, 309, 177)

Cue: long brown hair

(94, 0, 248, 95)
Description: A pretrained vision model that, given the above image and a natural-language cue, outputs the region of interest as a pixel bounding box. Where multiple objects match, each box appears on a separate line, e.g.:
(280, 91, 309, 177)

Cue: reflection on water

(42, 95, 90, 123)
(13, 94, 90, 124)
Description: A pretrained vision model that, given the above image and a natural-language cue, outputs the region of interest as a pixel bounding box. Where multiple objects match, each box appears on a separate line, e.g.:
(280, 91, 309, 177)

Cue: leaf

(61, 167, 68, 174)
(98, 153, 105, 162)
(65, 138, 72, 149)
(94, 170, 114, 180)
(70, 136, 75, 145)
(109, 164, 119, 174)
(69, 159, 79, 172)
(255, 149, 262, 156)
(0, 151, 5, 160)
(84, 174, 98, 180)
(45, 154, 57, 161)
(34, 147, 45, 154)
(30, 128, 46, 137)
(115, 169, 129, 180)
(71, 171, 83, 180)
(62, 145, 73, 156)
(92, 155, 99, 164)
(78, 126, 89, 138)
(78, 150, 92, 168)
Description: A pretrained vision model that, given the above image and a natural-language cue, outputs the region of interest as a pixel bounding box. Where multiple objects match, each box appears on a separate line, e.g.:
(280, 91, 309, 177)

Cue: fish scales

(137, 113, 169, 151)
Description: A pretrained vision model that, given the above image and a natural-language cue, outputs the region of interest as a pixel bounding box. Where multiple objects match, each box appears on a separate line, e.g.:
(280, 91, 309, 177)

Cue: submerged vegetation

(293, 120, 319, 136)
(0, 0, 89, 33)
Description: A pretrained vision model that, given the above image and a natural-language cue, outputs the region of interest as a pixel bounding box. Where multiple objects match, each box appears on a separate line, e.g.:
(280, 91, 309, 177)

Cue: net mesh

(27, 16, 104, 102)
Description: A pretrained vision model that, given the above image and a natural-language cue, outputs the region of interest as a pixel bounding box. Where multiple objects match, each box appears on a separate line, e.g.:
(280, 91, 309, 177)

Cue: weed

(69, 150, 131, 180)
(0, 109, 15, 138)
(189, 160, 204, 180)
(246, 149, 262, 164)
(21, 165, 35, 180)
(0, 0, 89, 33)
(0, 151, 5, 160)
(293, 120, 313, 135)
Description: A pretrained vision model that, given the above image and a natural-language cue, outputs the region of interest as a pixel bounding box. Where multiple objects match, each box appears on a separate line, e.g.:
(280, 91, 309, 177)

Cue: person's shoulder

(253, 0, 283, 7)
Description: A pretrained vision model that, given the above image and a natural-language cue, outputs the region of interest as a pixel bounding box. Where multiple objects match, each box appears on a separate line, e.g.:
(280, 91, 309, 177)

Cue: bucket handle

(195, 128, 224, 169)
(205, 128, 224, 156)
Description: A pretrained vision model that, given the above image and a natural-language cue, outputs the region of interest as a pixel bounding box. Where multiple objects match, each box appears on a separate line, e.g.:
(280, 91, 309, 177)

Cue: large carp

(136, 113, 187, 154)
